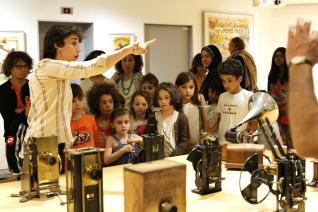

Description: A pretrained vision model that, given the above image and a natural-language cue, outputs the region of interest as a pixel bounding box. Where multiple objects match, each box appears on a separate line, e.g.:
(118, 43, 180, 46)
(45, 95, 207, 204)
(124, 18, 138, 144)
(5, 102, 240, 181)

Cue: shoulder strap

(112, 134, 121, 143)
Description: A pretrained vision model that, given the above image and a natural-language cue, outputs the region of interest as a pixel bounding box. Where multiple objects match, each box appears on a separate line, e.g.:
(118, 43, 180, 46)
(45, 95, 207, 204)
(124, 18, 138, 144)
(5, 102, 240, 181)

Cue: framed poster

(109, 33, 135, 50)
(0, 31, 25, 61)
(203, 12, 253, 59)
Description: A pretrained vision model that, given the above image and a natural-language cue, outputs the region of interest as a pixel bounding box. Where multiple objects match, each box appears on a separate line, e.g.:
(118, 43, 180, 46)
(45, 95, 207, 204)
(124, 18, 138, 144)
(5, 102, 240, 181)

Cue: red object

(6, 136, 15, 145)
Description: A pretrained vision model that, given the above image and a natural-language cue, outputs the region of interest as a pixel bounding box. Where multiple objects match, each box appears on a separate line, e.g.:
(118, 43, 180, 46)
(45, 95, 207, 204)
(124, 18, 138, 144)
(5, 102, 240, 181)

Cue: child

(140, 73, 159, 110)
(80, 50, 115, 113)
(210, 58, 254, 144)
(104, 107, 143, 166)
(86, 82, 125, 148)
(155, 82, 192, 157)
(70, 84, 98, 148)
(175, 72, 209, 145)
(129, 91, 151, 136)
(207, 81, 222, 134)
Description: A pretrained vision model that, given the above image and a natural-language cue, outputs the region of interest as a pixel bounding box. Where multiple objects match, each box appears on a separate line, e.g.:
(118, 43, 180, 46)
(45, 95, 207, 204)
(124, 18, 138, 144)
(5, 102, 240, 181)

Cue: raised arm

(105, 39, 156, 68)
(287, 18, 318, 157)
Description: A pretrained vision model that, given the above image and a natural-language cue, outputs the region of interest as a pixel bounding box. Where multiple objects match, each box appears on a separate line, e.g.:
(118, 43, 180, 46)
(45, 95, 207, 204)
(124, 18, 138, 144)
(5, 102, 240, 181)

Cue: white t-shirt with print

(216, 89, 253, 144)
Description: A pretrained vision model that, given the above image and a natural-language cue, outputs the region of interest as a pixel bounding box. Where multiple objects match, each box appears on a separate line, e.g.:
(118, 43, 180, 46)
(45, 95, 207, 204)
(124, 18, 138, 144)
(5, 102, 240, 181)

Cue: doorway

(144, 24, 192, 83)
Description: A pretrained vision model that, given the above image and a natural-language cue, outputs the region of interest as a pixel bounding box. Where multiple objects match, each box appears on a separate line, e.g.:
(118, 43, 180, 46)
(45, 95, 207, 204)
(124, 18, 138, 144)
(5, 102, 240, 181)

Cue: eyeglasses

(13, 64, 30, 70)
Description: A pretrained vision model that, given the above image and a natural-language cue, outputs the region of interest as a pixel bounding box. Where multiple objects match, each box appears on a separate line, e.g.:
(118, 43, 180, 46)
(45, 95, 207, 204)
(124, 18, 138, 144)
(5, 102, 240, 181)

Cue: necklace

(121, 77, 133, 96)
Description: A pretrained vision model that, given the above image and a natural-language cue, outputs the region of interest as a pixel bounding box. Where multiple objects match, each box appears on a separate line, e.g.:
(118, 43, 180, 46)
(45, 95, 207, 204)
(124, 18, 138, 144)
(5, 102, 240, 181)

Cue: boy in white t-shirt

(210, 58, 254, 144)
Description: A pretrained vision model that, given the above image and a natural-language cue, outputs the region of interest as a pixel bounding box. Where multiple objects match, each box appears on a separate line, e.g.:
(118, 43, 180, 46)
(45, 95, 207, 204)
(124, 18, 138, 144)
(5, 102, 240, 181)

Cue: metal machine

(232, 91, 306, 211)
(187, 134, 222, 195)
(140, 110, 164, 162)
(65, 147, 104, 212)
(11, 136, 62, 202)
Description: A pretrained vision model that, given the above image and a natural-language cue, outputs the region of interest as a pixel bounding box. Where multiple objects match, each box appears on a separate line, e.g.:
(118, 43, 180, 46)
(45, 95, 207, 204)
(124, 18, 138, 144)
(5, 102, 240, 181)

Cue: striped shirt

(28, 55, 109, 148)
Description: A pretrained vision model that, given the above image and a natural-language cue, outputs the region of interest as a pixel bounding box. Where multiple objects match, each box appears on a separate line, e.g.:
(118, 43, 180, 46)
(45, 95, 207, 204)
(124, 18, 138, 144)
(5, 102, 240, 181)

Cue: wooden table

(0, 156, 317, 212)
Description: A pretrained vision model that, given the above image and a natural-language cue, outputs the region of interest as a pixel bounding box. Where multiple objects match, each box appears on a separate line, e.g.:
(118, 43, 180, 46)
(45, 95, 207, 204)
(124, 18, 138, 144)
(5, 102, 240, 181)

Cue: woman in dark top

(267, 47, 291, 148)
(0, 51, 33, 173)
(199, 45, 225, 101)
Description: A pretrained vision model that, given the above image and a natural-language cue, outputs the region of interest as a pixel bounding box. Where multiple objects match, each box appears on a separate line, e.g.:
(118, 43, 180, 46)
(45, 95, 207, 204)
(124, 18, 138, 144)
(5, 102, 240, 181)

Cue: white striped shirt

(28, 55, 109, 148)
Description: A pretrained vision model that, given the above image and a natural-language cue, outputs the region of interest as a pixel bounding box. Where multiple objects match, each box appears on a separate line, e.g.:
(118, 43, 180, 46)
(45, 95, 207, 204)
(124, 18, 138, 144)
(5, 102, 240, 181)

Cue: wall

(0, 0, 318, 168)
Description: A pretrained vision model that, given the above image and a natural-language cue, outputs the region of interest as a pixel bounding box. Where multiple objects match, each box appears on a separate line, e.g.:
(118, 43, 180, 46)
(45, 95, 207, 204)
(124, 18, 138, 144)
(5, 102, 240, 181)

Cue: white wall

(0, 0, 318, 168)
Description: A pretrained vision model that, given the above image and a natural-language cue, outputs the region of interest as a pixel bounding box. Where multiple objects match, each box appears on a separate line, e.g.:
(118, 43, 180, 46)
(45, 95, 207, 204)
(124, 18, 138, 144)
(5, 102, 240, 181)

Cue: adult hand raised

(130, 39, 157, 55)
(286, 18, 318, 65)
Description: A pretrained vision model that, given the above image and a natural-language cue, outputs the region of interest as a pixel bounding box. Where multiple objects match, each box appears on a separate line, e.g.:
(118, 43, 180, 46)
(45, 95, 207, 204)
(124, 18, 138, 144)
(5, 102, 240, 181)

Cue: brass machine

(11, 136, 62, 202)
(187, 134, 222, 195)
(231, 91, 306, 211)
(65, 147, 104, 212)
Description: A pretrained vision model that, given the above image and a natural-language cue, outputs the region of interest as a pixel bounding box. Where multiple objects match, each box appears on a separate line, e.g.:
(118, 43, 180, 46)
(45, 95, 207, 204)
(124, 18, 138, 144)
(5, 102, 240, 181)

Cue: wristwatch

(290, 56, 314, 66)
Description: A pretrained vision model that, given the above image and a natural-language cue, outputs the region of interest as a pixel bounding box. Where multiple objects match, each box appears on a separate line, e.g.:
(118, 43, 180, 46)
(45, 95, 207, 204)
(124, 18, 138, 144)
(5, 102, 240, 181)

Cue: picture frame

(203, 12, 253, 60)
(0, 31, 25, 52)
(109, 33, 135, 51)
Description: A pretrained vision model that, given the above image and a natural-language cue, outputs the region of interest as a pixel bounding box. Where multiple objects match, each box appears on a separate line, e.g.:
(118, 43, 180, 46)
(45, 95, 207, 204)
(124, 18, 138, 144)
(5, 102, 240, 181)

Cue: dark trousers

(58, 143, 65, 174)
(5, 138, 19, 173)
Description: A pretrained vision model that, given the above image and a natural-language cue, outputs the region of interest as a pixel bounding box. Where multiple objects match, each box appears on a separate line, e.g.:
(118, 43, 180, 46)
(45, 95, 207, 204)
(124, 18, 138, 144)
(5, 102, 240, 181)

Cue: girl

(113, 53, 144, 104)
(175, 72, 209, 145)
(189, 53, 207, 91)
(207, 81, 222, 134)
(130, 91, 151, 136)
(70, 83, 98, 148)
(86, 82, 125, 148)
(80, 50, 115, 113)
(104, 107, 143, 166)
(140, 73, 159, 109)
(155, 82, 192, 157)
(267, 47, 291, 148)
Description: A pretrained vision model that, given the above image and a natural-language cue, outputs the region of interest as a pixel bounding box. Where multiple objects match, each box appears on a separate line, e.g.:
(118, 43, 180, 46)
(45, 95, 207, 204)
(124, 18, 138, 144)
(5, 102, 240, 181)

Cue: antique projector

(187, 134, 222, 195)
(141, 110, 164, 162)
(65, 147, 104, 212)
(236, 91, 306, 211)
(11, 136, 61, 202)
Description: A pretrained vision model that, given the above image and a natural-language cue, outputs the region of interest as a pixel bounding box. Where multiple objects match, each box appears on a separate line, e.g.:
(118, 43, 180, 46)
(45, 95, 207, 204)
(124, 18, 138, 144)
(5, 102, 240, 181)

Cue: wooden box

(124, 159, 186, 212)
(225, 144, 265, 169)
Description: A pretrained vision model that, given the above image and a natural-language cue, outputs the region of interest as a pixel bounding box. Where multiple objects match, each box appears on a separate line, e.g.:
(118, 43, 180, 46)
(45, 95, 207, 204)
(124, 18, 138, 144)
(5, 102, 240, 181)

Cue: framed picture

(203, 12, 253, 60)
(0, 31, 25, 61)
(109, 33, 135, 50)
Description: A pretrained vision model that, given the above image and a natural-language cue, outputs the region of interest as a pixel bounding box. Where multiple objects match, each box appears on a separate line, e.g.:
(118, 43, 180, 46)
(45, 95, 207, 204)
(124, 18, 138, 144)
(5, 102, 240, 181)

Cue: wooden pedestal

(124, 159, 186, 212)
(225, 144, 265, 169)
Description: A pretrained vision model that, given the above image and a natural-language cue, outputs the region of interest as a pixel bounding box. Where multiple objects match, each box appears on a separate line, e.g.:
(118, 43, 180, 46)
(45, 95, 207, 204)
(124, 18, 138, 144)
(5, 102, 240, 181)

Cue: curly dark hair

(114, 54, 143, 74)
(43, 25, 82, 59)
(155, 82, 182, 112)
(218, 58, 244, 78)
(86, 82, 125, 116)
(2, 51, 33, 77)
(130, 90, 151, 118)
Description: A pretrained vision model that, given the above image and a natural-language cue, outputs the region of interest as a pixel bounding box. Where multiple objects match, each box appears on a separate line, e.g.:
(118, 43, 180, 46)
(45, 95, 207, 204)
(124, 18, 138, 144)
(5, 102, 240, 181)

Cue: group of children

(5, 53, 254, 170)
(68, 53, 256, 167)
